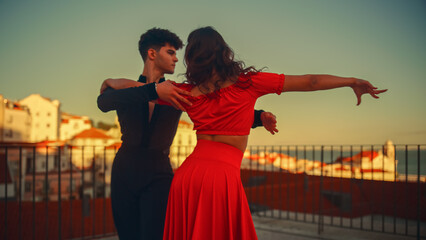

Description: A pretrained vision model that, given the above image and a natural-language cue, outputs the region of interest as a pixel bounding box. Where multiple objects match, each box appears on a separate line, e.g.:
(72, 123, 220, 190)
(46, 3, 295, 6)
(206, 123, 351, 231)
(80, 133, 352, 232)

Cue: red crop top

(161, 72, 285, 135)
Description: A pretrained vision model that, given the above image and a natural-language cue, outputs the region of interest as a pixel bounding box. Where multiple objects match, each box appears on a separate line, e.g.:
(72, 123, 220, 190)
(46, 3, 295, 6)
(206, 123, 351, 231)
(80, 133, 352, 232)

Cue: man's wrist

(252, 110, 265, 128)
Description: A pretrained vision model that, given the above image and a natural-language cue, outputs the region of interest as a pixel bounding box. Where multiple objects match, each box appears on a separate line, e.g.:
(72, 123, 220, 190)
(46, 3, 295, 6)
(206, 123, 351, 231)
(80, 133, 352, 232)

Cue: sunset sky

(1, 0, 425, 145)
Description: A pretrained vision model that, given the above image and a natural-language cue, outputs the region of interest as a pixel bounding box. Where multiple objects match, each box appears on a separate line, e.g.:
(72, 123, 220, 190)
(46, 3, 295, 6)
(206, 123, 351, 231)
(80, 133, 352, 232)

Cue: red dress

(162, 72, 285, 240)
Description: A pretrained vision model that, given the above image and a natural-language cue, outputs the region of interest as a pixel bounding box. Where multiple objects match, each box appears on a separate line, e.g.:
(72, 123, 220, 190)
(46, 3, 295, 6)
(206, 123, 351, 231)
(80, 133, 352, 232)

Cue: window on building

(54, 155, 59, 168)
(47, 112, 51, 117)
(42, 180, 51, 195)
(25, 182, 32, 192)
(36, 112, 39, 116)
(68, 181, 76, 192)
(46, 123, 50, 128)
(5, 129, 13, 138)
(178, 134, 182, 145)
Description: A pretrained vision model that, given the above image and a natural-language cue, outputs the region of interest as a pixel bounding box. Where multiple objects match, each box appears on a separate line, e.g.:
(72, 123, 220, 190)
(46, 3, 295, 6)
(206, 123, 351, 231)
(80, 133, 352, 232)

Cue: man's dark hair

(138, 28, 183, 62)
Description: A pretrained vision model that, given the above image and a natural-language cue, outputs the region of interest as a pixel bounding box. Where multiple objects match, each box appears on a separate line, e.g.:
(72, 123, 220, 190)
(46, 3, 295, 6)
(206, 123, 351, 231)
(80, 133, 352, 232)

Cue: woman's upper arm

(282, 75, 313, 92)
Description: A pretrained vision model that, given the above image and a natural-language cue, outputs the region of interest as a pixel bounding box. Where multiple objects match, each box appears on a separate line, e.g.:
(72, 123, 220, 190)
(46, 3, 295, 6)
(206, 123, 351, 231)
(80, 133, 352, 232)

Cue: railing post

(417, 145, 420, 240)
(32, 147, 36, 240)
(44, 146, 49, 240)
(103, 146, 107, 236)
(69, 146, 73, 239)
(58, 146, 62, 240)
(318, 146, 324, 234)
(4, 147, 8, 240)
(18, 147, 22, 240)
(92, 146, 96, 238)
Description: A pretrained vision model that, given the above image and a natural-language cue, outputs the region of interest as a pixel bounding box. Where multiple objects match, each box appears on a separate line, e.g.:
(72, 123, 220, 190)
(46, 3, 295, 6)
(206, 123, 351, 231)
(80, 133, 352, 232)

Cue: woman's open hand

(351, 79, 387, 105)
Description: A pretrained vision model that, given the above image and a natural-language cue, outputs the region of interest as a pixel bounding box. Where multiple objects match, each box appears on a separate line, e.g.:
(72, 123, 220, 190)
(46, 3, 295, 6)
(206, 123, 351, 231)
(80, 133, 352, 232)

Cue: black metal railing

(1, 143, 425, 239)
(242, 144, 425, 239)
(0, 143, 117, 240)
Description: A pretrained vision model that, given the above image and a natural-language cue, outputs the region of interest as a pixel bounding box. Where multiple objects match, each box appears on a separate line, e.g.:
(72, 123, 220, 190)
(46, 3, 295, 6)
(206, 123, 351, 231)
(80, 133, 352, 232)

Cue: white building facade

(60, 112, 92, 141)
(0, 94, 32, 142)
(19, 94, 60, 142)
(169, 120, 197, 168)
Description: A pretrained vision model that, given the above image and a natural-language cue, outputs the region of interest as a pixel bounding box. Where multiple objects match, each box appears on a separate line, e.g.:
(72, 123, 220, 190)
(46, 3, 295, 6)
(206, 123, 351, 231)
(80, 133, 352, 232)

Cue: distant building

(60, 112, 92, 141)
(105, 116, 121, 140)
(0, 94, 31, 142)
(170, 120, 197, 168)
(19, 94, 60, 142)
(68, 127, 118, 169)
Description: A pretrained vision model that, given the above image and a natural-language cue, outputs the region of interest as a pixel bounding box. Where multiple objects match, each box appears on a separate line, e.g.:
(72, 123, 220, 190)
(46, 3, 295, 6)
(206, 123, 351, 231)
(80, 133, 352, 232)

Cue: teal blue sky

(1, 0, 425, 145)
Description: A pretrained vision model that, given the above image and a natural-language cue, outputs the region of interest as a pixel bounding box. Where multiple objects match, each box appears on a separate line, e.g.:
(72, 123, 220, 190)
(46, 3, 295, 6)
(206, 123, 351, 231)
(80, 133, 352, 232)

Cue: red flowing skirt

(163, 139, 258, 240)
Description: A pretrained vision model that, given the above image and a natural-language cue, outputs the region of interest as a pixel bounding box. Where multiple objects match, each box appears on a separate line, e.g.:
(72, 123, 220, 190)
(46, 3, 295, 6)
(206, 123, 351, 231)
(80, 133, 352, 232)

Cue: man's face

(154, 43, 178, 74)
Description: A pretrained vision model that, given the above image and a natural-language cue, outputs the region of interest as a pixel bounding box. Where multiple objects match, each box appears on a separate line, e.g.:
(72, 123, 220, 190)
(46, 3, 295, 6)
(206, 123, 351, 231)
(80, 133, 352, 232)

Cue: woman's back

(172, 72, 285, 151)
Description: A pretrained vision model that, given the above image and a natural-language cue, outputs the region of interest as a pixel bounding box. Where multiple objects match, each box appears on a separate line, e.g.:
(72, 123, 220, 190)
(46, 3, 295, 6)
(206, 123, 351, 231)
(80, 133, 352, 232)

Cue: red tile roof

(106, 142, 122, 149)
(73, 128, 111, 139)
(178, 120, 192, 127)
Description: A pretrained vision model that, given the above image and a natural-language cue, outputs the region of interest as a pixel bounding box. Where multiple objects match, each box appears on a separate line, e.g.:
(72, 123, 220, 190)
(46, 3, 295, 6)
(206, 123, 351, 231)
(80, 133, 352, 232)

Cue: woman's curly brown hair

(184, 26, 260, 93)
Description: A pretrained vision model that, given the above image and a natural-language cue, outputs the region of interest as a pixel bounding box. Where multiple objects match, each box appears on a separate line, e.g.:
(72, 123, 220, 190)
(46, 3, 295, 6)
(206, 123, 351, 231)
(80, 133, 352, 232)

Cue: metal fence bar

(303, 145, 307, 223)
(58, 146, 62, 240)
(393, 145, 397, 234)
(263, 145, 267, 218)
(381, 145, 385, 233)
(318, 146, 324, 234)
(278, 146, 282, 220)
(92, 146, 96, 239)
(4, 147, 8, 240)
(311, 145, 315, 224)
(330, 146, 334, 227)
(103, 146, 107, 236)
(287, 146, 290, 220)
(32, 147, 36, 240)
(18, 147, 22, 240)
(405, 145, 408, 235)
(360, 145, 364, 231)
(349, 145, 353, 229)
(81, 146, 85, 239)
(370, 145, 374, 231)
(70, 146, 74, 239)
(417, 145, 420, 240)
(45, 146, 49, 240)
(270, 146, 275, 219)
(295, 146, 299, 221)
(340, 145, 343, 228)
(256, 146, 260, 215)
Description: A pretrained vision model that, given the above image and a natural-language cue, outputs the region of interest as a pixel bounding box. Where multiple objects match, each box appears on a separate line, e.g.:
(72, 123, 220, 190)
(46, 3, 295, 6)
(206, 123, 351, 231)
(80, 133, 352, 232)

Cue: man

(97, 28, 277, 240)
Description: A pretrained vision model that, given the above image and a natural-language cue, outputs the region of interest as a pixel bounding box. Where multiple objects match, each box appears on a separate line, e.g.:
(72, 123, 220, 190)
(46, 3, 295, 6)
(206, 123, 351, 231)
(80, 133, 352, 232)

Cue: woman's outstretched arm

(283, 74, 387, 105)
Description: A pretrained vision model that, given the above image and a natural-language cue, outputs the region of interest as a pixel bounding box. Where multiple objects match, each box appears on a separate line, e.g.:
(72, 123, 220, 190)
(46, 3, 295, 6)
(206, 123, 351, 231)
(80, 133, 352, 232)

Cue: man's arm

(97, 82, 158, 112)
(97, 78, 193, 112)
(252, 110, 278, 135)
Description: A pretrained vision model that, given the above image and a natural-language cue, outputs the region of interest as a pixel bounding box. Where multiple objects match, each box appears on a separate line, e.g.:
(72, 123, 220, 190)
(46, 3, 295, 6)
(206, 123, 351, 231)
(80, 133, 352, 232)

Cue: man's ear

(147, 49, 156, 60)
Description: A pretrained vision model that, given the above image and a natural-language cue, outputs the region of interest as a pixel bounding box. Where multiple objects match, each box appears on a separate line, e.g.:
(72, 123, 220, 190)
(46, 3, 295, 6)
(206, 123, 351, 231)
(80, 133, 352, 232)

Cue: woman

(159, 26, 386, 240)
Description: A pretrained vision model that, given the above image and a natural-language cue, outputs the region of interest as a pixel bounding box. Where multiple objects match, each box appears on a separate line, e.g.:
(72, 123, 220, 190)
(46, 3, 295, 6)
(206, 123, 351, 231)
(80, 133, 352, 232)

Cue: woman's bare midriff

(197, 134, 248, 152)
